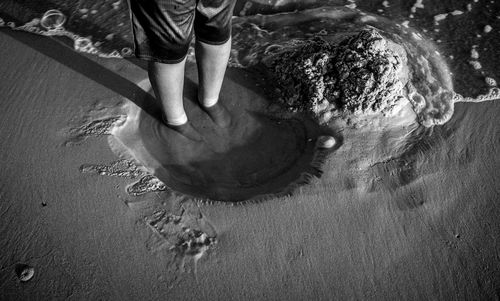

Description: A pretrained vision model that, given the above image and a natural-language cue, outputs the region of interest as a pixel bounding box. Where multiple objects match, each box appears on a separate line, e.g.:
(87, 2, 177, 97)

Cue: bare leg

(148, 59, 202, 141)
(195, 38, 232, 127)
(148, 59, 187, 125)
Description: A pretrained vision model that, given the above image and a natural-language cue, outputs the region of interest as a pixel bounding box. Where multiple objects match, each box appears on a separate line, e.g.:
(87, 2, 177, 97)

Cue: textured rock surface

(268, 28, 408, 124)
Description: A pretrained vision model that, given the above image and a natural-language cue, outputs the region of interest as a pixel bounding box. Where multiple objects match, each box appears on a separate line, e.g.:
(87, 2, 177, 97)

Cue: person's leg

(194, 0, 236, 127)
(196, 38, 231, 106)
(195, 38, 232, 127)
(148, 59, 203, 141)
(129, 0, 202, 139)
(148, 59, 187, 126)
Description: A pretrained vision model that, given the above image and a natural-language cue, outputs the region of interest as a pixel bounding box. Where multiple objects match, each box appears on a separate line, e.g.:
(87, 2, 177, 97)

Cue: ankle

(163, 112, 188, 126)
(198, 95, 219, 108)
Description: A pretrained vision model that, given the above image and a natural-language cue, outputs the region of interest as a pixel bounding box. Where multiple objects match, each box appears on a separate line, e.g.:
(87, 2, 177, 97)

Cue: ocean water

(1, 1, 498, 112)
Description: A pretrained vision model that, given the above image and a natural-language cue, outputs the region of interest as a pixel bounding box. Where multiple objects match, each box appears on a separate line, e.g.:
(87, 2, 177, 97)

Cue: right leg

(194, 0, 237, 128)
(148, 59, 203, 141)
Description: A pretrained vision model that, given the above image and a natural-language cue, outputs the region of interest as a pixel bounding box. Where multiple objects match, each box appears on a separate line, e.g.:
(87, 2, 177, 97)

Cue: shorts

(128, 0, 236, 63)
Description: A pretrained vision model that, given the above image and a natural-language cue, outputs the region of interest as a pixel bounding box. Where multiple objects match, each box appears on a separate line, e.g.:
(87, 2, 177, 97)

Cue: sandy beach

(1, 0, 500, 300)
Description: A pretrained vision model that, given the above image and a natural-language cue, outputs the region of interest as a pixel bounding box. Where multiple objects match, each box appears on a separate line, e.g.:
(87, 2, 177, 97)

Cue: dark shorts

(129, 0, 236, 63)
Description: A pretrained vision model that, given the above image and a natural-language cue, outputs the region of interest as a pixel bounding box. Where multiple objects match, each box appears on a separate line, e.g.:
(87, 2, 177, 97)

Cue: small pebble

(15, 264, 35, 282)
(316, 136, 336, 149)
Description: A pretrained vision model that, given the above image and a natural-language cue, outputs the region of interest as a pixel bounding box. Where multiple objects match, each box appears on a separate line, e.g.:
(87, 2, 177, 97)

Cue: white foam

(469, 60, 482, 70)
(434, 13, 448, 23)
(1, 10, 131, 59)
(410, 0, 424, 13)
(455, 88, 500, 103)
(485, 77, 497, 87)
(470, 47, 479, 59)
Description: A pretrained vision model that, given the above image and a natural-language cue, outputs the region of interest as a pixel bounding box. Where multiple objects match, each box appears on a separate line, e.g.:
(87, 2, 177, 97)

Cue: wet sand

(1, 7, 500, 301)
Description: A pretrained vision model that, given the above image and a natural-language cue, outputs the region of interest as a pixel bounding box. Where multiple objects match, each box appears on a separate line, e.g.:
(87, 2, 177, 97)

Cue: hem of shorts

(134, 53, 188, 64)
(195, 34, 231, 46)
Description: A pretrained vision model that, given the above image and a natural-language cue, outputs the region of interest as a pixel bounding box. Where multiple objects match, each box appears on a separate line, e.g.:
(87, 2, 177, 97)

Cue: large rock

(268, 28, 409, 124)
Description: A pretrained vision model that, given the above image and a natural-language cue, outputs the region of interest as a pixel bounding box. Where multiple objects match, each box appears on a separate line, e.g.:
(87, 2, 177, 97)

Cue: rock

(333, 29, 407, 115)
(316, 136, 336, 149)
(268, 28, 408, 124)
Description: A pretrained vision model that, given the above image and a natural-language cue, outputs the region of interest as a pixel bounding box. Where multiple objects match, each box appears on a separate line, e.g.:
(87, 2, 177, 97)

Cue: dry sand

(1, 2, 500, 301)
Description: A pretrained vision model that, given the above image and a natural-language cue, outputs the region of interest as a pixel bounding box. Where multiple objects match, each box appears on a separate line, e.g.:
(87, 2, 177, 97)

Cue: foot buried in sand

(201, 101, 232, 128)
(165, 122, 204, 142)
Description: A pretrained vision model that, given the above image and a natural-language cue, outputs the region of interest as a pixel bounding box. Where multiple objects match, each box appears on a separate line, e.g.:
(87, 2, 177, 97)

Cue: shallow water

(1, 1, 498, 122)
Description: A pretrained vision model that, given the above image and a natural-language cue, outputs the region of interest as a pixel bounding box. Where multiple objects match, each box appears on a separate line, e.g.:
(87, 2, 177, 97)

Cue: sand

(1, 1, 500, 300)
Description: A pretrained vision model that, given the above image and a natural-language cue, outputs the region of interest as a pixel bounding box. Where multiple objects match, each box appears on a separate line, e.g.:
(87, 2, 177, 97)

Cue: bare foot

(202, 102, 232, 128)
(162, 116, 203, 142)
